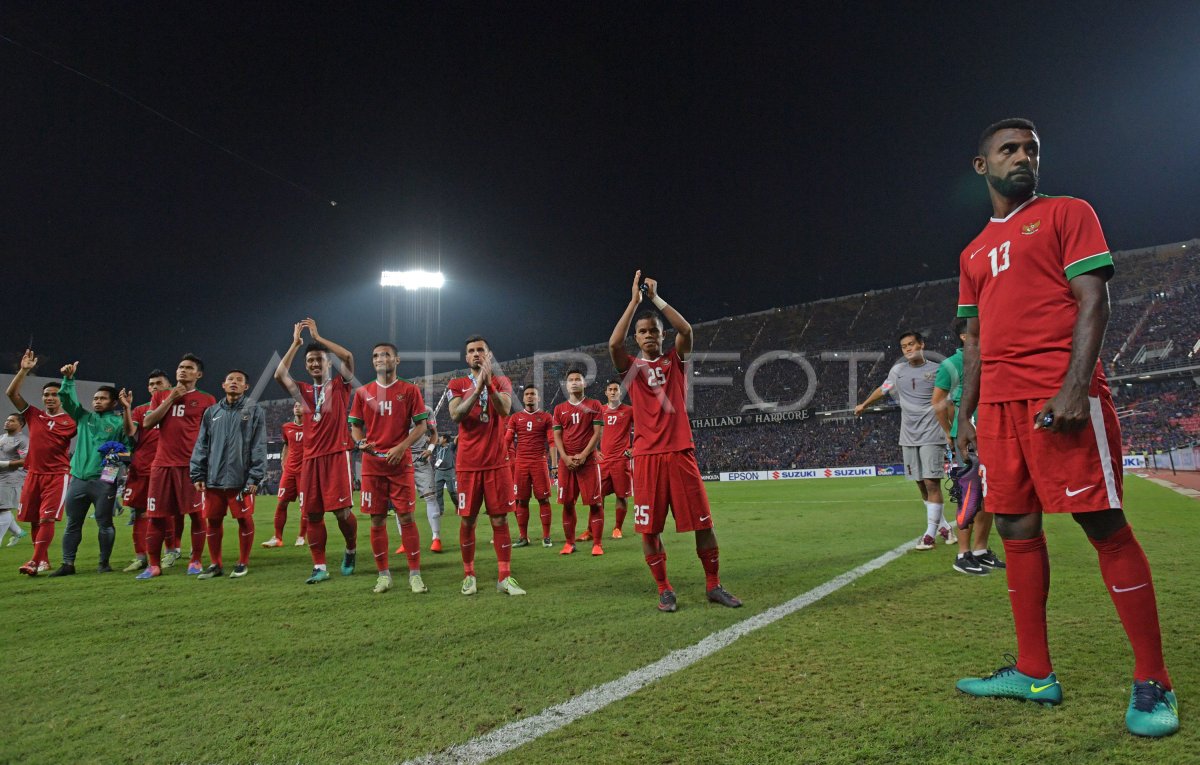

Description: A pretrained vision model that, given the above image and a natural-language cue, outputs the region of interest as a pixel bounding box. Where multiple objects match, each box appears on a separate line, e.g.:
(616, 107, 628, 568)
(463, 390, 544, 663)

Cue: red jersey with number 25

(21, 405, 76, 474)
(507, 409, 554, 462)
(552, 398, 603, 465)
(622, 348, 694, 455)
(281, 422, 304, 473)
(957, 195, 1114, 404)
(150, 389, 217, 467)
(447, 375, 513, 471)
(348, 379, 428, 475)
(297, 378, 353, 459)
(599, 403, 633, 462)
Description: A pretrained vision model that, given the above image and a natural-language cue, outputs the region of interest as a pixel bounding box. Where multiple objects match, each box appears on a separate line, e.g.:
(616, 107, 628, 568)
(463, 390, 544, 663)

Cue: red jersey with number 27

(281, 422, 304, 474)
(507, 409, 554, 462)
(622, 348, 694, 455)
(446, 375, 513, 471)
(21, 405, 76, 474)
(150, 389, 217, 467)
(552, 398, 604, 465)
(599, 403, 633, 462)
(957, 195, 1114, 404)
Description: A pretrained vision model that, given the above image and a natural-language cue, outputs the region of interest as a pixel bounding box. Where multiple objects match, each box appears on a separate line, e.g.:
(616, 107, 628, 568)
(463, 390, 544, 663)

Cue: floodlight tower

(381, 268, 445, 353)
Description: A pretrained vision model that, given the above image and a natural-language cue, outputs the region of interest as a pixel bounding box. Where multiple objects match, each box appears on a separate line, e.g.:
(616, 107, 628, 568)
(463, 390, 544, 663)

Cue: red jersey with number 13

(622, 348, 694, 455)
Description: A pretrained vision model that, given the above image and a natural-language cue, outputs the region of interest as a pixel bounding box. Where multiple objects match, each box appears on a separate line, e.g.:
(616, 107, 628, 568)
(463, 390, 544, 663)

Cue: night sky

(3, 2, 1198, 388)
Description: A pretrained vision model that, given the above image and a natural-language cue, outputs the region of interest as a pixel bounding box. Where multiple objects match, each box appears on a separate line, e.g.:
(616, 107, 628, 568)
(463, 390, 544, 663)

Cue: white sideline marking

(403, 538, 917, 765)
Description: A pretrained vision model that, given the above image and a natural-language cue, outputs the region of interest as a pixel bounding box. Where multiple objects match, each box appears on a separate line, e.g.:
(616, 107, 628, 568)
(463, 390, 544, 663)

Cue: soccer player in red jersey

(552, 370, 604, 556)
(190, 370, 266, 579)
(447, 336, 525, 596)
(608, 272, 742, 612)
(953, 119, 1177, 737)
(505, 385, 555, 548)
(263, 402, 308, 548)
(599, 379, 634, 540)
(274, 318, 358, 585)
(349, 342, 431, 595)
(122, 370, 172, 572)
(6, 350, 75, 576)
(137, 354, 217, 579)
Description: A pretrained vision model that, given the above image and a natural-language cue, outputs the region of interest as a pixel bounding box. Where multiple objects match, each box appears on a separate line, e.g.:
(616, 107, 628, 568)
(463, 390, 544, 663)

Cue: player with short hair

(934, 317, 1003, 575)
(137, 353, 217, 578)
(856, 331, 956, 550)
(552, 369, 604, 556)
(122, 370, 174, 572)
(608, 273, 741, 611)
(8, 351, 77, 575)
(190, 369, 267, 579)
(447, 335, 525, 596)
(505, 385, 555, 548)
(349, 342, 431, 594)
(0, 413, 29, 547)
(953, 118, 1177, 737)
(262, 402, 308, 548)
(274, 318, 358, 585)
(599, 379, 634, 539)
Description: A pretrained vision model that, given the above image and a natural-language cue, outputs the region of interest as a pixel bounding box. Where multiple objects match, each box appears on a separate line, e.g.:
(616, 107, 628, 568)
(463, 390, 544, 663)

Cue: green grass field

(1, 476, 1196, 764)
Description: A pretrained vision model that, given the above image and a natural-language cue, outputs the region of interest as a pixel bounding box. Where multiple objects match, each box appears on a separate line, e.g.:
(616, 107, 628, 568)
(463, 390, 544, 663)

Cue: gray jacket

(190, 396, 267, 489)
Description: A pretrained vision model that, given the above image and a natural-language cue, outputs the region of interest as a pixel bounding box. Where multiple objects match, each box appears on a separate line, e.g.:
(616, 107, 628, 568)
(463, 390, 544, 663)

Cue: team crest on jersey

(1021, 219, 1041, 235)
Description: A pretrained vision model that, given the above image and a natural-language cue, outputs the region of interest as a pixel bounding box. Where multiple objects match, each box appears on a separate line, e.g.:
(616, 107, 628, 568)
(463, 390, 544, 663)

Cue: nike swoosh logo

(969, 246, 986, 260)
(365, 396, 375, 401)
(212, 415, 222, 420)
(699, 515, 710, 522)
(501, 544, 511, 549)
(338, 496, 348, 502)
(1030, 682, 1057, 693)
(1065, 485, 1095, 497)
(1112, 583, 1149, 593)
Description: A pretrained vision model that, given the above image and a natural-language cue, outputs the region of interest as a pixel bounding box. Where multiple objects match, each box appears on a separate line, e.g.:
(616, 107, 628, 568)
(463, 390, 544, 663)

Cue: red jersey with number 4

(21, 405, 76, 474)
(599, 403, 634, 462)
(447, 375, 513, 470)
(957, 195, 1114, 404)
(130, 403, 161, 474)
(508, 409, 554, 462)
(281, 422, 304, 473)
(150, 389, 217, 467)
(348, 379, 428, 475)
(622, 348, 694, 455)
(297, 378, 353, 459)
(552, 398, 604, 465)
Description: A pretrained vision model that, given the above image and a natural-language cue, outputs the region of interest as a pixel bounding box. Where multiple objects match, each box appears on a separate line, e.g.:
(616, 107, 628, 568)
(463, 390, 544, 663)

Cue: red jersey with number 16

(957, 194, 1114, 404)
(281, 422, 304, 474)
(552, 398, 603, 465)
(297, 378, 353, 459)
(622, 348, 694, 455)
(507, 409, 553, 462)
(150, 389, 217, 467)
(447, 375, 513, 470)
(21, 405, 76, 474)
(599, 403, 634, 462)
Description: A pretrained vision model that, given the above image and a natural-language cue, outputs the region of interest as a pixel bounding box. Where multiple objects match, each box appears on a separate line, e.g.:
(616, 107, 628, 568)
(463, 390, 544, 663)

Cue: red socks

(493, 522, 512, 581)
(645, 551, 671, 594)
(206, 516, 224, 567)
(273, 502, 288, 539)
(1090, 525, 1171, 687)
(370, 525, 389, 572)
(33, 520, 55, 565)
(188, 513, 207, 564)
(307, 516, 328, 566)
(562, 503, 577, 545)
(400, 519, 421, 572)
(146, 517, 167, 567)
(615, 501, 627, 530)
(698, 545, 720, 590)
(539, 501, 552, 538)
(515, 501, 530, 538)
(336, 512, 358, 551)
(236, 516, 254, 566)
(1002, 534, 1052, 679)
(588, 505, 604, 541)
(132, 515, 149, 556)
(460, 521, 476, 576)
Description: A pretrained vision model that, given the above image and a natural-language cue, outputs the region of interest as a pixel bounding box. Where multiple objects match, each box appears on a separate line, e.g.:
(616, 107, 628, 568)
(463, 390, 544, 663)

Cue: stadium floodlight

(381, 270, 445, 290)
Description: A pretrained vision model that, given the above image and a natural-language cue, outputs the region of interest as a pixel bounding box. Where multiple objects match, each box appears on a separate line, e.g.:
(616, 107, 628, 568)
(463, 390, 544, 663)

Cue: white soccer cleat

(372, 574, 393, 594)
(409, 572, 429, 594)
(496, 576, 527, 596)
(461, 575, 477, 596)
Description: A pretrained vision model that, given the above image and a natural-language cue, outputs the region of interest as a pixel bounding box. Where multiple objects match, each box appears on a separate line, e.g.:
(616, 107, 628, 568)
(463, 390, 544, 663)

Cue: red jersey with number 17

(348, 379, 428, 475)
(281, 422, 304, 474)
(622, 348, 694, 455)
(507, 409, 553, 462)
(297, 378, 353, 459)
(552, 398, 604, 465)
(599, 403, 633, 462)
(21, 405, 76, 474)
(150, 388, 217, 467)
(446, 375, 513, 471)
(957, 194, 1114, 404)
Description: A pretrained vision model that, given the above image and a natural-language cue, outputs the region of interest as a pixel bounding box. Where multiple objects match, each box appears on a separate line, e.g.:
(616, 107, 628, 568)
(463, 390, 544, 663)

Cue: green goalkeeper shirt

(58, 378, 129, 480)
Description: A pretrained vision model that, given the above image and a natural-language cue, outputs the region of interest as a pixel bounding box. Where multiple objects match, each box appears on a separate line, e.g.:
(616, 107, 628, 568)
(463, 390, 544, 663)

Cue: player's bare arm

(932, 386, 954, 440)
(854, 387, 886, 416)
(383, 420, 428, 465)
(578, 421, 602, 463)
(119, 388, 136, 437)
(955, 316, 982, 458)
(642, 277, 693, 359)
(302, 317, 355, 380)
(6, 349, 37, 411)
(477, 354, 512, 417)
(449, 387, 482, 423)
(273, 322, 305, 403)
(1036, 273, 1110, 434)
(553, 429, 577, 471)
(141, 381, 189, 429)
(349, 421, 373, 454)
(608, 270, 643, 372)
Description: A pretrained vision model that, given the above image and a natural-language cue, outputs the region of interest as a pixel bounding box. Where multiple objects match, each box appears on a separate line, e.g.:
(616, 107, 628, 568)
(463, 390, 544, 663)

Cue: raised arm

(119, 389, 136, 439)
(274, 322, 305, 402)
(608, 271, 642, 373)
(304, 318, 354, 380)
(641, 277, 693, 360)
(57, 362, 84, 420)
(142, 383, 187, 430)
(6, 350, 36, 412)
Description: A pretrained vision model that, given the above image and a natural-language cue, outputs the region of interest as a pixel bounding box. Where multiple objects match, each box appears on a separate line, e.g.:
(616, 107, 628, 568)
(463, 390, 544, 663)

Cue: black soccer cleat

(706, 585, 743, 608)
(657, 589, 678, 613)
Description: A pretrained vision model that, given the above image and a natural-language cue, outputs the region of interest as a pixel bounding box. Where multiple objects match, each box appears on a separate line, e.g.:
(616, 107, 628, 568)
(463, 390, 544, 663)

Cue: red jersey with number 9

(150, 388, 217, 467)
(957, 195, 1114, 404)
(508, 409, 554, 462)
(622, 348, 694, 455)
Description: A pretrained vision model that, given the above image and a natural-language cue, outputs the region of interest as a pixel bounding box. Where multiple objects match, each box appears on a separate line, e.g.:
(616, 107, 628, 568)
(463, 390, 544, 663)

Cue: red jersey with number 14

(150, 389, 217, 467)
(348, 379, 428, 475)
(507, 409, 553, 462)
(622, 348, 694, 455)
(553, 398, 604, 465)
(599, 403, 633, 462)
(281, 422, 304, 474)
(21, 405, 76, 474)
(957, 194, 1114, 404)
(297, 378, 353, 459)
(447, 375, 513, 470)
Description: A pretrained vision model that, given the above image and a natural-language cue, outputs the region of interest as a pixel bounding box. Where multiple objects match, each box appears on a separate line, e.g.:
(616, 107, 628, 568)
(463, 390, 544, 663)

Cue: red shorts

(360, 470, 416, 516)
(204, 488, 255, 519)
(557, 461, 602, 506)
(17, 472, 69, 522)
(277, 470, 299, 503)
(298, 452, 354, 514)
(147, 466, 205, 518)
(632, 449, 713, 534)
(513, 459, 551, 502)
(976, 394, 1123, 515)
(600, 458, 633, 498)
(456, 466, 515, 517)
(122, 468, 150, 511)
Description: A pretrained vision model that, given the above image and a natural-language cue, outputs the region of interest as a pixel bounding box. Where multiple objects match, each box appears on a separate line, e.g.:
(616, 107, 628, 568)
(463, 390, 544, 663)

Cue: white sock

(426, 499, 441, 538)
(974, 548, 989, 556)
(314, 563, 327, 571)
(924, 502, 942, 537)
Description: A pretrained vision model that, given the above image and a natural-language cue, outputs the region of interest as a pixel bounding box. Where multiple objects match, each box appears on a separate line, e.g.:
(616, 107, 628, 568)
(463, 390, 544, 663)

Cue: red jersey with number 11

(622, 348, 694, 455)
(552, 398, 603, 465)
